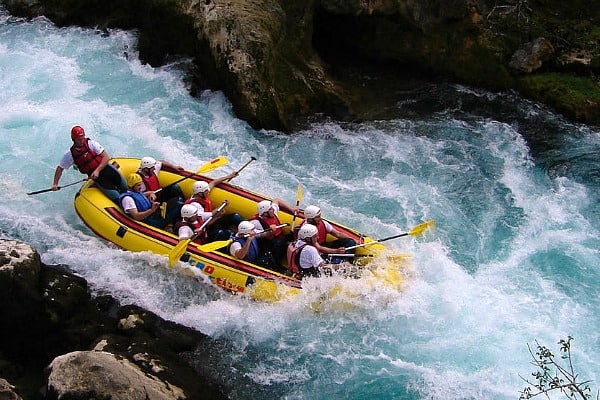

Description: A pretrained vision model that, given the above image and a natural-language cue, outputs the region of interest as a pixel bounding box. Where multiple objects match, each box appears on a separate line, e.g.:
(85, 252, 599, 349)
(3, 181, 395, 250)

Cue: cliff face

(3, 0, 598, 131)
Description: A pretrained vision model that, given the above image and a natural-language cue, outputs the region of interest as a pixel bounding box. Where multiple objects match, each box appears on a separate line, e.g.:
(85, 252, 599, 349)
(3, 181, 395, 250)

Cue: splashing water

(1, 9, 599, 400)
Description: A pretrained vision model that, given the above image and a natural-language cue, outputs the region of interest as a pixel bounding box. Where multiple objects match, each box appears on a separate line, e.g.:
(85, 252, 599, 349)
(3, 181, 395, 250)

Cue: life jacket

(70, 139, 103, 176)
(174, 218, 207, 244)
(252, 213, 284, 238)
(138, 169, 161, 191)
(315, 220, 327, 244)
(233, 236, 260, 262)
(286, 242, 307, 274)
(296, 219, 327, 244)
(193, 196, 212, 212)
(119, 191, 152, 214)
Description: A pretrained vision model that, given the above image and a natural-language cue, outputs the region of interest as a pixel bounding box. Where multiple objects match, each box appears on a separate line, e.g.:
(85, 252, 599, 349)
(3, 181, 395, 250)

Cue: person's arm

(159, 160, 184, 171)
(209, 170, 239, 190)
(313, 241, 345, 255)
(90, 151, 110, 180)
(178, 225, 194, 240)
(306, 246, 326, 269)
(272, 198, 299, 215)
(329, 226, 353, 240)
(51, 166, 64, 190)
(125, 198, 159, 221)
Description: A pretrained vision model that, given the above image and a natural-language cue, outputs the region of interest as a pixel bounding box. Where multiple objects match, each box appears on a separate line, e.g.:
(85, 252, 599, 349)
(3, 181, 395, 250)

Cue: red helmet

(70, 126, 85, 140)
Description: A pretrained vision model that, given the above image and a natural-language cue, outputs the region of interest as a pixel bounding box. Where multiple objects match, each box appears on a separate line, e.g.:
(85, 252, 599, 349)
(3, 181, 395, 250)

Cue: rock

(2, 0, 599, 127)
(509, 37, 555, 73)
(0, 239, 228, 400)
(0, 378, 23, 400)
(46, 351, 185, 400)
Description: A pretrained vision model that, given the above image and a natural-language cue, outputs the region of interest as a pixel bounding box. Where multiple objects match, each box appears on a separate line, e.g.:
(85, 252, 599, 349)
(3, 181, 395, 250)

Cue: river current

(1, 10, 599, 400)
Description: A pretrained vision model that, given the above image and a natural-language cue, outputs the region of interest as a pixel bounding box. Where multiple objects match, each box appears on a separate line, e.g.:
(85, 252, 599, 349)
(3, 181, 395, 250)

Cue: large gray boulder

(47, 351, 185, 400)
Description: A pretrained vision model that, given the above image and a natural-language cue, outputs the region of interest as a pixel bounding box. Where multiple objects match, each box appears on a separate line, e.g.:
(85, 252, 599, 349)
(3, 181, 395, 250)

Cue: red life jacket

(139, 170, 160, 191)
(70, 139, 103, 176)
(195, 196, 212, 212)
(174, 218, 207, 244)
(315, 220, 327, 244)
(286, 243, 307, 275)
(297, 220, 327, 244)
(252, 213, 284, 238)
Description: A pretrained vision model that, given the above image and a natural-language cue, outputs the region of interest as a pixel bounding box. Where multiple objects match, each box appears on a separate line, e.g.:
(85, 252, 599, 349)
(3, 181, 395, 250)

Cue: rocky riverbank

(2, 0, 598, 131)
(0, 238, 228, 399)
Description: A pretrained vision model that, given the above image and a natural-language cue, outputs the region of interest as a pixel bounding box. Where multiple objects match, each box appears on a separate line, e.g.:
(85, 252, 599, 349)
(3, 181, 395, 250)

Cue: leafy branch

(519, 336, 598, 400)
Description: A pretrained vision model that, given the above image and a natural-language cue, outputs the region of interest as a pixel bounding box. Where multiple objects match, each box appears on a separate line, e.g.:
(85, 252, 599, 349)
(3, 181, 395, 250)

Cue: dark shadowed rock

(0, 239, 228, 400)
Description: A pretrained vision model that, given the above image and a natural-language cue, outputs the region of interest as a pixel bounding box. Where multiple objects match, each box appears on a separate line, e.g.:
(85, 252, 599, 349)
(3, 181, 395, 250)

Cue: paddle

(157, 156, 229, 194)
(291, 184, 302, 231)
(327, 253, 412, 259)
(168, 200, 228, 266)
(27, 178, 88, 195)
(344, 220, 436, 251)
(225, 156, 257, 182)
(195, 223, 288, 254)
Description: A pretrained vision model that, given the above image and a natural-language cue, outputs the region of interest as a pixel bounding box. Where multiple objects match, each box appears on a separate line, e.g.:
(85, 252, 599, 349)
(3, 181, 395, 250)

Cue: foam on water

(1, 11, 599, 399)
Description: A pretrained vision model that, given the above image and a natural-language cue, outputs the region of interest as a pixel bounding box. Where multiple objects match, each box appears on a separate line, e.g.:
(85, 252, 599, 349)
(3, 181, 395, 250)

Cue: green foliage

(520, 336, 598, 400)
(518, 73, 600, 120)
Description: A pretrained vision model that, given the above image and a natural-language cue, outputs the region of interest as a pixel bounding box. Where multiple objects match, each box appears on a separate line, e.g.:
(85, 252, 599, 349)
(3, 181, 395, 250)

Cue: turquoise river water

(1, 9, 599, 400)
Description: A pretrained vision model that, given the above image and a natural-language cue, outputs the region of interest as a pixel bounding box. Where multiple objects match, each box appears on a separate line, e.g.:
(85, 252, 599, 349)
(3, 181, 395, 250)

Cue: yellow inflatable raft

(74, 158, 395, 302)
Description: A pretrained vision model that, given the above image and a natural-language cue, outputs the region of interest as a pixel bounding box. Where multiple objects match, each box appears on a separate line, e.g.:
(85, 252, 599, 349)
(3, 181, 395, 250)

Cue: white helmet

(298, 224, 318, 240)
(140, 156, 157, 169)
(193, 181, 210, 194)
(304, 205, 321, 219)
(257, 200, 272, 215)
(238, 221, 255, 235)
(181, 204, 198, 219)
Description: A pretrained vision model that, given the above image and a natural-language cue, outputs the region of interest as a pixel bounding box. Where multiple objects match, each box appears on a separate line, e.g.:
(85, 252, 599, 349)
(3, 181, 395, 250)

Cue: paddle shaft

(27, 178, 87, 195)
(157, 156, 228, 194)
(225, 156, 256, 182)
(291, 184, 302, 230)
(243, 223, 288, 237)
(344, 220, 434, 251)
(345, 232, 409, 251)
(188, 200, 229, 241)
(157, 171, 198, 194)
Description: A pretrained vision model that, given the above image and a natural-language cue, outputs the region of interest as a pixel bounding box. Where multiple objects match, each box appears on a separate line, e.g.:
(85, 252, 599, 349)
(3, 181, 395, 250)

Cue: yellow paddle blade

(168, 238, 191, 266)
(159, 202, 167, 219)
(196, 156, 228, 173)
(408, 220, 435, 237)
(296, 184, 302, 203)
(197, 239, 233, 252)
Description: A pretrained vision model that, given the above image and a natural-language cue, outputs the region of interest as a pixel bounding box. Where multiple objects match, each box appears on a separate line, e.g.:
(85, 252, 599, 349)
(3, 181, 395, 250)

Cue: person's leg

(97, 164, 128, 194)
(160, 184, 184, 203)
(145, 215, 169, 229)
(164, 197, 184, 225)
(97, 187, 121, 203)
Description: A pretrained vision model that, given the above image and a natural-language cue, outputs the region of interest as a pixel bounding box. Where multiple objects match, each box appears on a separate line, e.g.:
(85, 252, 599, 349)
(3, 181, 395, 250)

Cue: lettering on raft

(187, 259, 245, 293)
